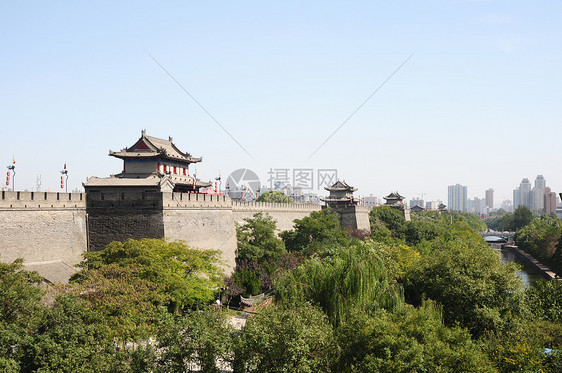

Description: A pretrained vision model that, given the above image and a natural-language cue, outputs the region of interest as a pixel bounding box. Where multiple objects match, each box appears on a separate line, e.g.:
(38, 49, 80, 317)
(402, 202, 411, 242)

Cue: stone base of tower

(325, 205, 371, 235)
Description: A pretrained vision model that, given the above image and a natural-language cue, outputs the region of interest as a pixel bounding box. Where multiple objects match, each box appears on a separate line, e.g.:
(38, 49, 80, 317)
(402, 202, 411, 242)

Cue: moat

(488, 243, 544, 286)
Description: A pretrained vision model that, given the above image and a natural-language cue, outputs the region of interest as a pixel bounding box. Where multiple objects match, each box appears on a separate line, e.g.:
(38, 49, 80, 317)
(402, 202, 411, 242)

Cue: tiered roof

(383, 192, 405, 201)
(324, 180, 357, 192)
(84, 130, 211, 191)
(109, 130, 202, 164)
(321, 180, 357, 205)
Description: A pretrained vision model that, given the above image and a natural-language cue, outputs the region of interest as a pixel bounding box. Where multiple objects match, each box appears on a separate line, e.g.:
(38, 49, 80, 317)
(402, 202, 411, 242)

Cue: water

(489, 243, 544, 286)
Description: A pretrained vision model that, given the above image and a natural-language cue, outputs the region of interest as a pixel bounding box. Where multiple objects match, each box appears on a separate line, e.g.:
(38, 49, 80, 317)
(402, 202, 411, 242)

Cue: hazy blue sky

(1, 1, 560, 204)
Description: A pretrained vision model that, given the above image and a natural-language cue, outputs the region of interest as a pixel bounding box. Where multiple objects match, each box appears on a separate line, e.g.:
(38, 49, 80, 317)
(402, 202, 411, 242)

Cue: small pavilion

(321, 180, 358, 207)
(383, 191, 405, 209)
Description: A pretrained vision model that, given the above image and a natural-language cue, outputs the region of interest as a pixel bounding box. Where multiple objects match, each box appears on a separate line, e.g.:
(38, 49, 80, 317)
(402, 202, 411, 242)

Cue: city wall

(0, 191, 87, 282)
(160, 194, 322, 271)
(0, 191, 324, 280)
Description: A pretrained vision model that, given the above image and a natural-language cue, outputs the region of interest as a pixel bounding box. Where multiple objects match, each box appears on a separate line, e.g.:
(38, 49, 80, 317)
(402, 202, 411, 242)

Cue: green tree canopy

(143, 307, 234, 373)
(234, 304, 338, 372)
(280, 209, 350, 257)
(513, 205, 534, 230)
(73, 239, 224, 313)
(20, 295, 124, 373)
(337, 302, 494, 372)
(236, 212, 286, 263)
(256, 190, 292, 203)
(526, 279, 562, 322)
(369, 206, 407, 240)
(0, 259, 45, 372)
(275, 242, 402, 327)
(515, 215, 562, 262)
(404, 236, 525, 337)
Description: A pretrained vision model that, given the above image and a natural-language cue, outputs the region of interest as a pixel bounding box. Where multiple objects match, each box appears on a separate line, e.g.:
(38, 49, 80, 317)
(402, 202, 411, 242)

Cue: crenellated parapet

(232, 200, 322, 212)
(162, 192, 232, 209)
(0, 190, 85, 209)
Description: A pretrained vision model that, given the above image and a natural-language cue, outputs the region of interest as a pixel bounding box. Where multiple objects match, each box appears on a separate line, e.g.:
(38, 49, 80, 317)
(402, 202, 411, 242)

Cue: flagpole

(61, 163, 68, 193)
(7, 157, 15, 191)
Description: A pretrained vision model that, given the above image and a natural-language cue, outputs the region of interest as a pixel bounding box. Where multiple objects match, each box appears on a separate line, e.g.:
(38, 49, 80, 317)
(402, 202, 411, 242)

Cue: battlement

(0, 190, 85, 209)
(231, 200, 322, 212)
(163, 192, 232, 209)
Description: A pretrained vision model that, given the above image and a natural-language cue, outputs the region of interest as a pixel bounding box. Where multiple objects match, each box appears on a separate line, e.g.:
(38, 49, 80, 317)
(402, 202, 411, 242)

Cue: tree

(68, 264, 164, 340)
(526, 279, 562, 322)
(0, 259, 45, 372)
(233, 304, 338, 372)
(275, 242, 402, 327)
(515, 215, 562, 264)
(513, 205, 534, 230)
(369, 206, 407, 240)
(280, 209, 350, 257)
(236, 212, 286, 263)
(143, 307, 234, 373)
(20, 295, 126, 373)
(73, 239, 224, 313)
(336, 302, 494, 372)
(256, 190, 292, 203)
(404, 236, 525, 338)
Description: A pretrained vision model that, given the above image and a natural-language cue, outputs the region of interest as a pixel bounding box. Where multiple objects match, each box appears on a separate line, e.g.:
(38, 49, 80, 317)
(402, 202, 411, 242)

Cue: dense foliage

(233, 304, 338, 372)
(236, 212, 286, 263)
(73, 238, 224, 315)
(485, 206, 534, 232)
(3, 204, 562, 371)
(280, 208, 350, 257)
(515, 214, 562, 273)
(404, 236, 525, 337)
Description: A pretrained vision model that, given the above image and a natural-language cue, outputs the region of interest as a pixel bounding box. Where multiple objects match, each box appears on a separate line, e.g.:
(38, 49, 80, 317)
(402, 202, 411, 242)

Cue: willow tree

(274, 242, 402, 327)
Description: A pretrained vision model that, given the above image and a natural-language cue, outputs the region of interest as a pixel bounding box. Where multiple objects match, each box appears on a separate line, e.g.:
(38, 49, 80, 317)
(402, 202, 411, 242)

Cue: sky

(1, 1, 561, 205)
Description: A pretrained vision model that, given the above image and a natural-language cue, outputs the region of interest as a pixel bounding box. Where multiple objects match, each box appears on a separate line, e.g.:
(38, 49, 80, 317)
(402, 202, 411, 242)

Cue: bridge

(480, 232, 515, 244)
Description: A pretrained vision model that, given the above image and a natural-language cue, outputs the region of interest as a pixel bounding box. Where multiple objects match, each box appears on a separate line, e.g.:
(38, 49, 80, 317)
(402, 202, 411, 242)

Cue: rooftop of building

(325, 180, 357, 192)
(109, 130, 202, 163)
(384, 191, 405, 200)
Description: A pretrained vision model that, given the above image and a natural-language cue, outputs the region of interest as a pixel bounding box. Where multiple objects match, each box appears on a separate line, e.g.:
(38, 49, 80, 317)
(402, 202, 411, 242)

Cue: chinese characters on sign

(267, 168, 337, 191)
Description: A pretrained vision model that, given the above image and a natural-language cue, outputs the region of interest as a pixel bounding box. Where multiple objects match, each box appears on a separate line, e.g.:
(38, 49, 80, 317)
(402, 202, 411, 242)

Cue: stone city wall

(0, 190, 330, 279)
(0, 191, 87, 278)
(231, 200, 322, 232)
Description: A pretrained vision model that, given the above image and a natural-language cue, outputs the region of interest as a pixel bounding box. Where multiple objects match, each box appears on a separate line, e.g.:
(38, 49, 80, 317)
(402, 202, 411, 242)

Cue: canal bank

(502, 244, 560, 281)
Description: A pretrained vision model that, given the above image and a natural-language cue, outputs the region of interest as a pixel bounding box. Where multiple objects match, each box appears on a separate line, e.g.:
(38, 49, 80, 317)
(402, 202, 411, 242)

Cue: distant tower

(485, 188, 494, 209)
(320, 180, 370, 233)
(544, 187, 557, 215)
(321, 180, 357, 207)
(514, 178, 532, 209)
(384, 192, 405, 209)
(532, 175, 546, 211)
(448, 184, 467, 212)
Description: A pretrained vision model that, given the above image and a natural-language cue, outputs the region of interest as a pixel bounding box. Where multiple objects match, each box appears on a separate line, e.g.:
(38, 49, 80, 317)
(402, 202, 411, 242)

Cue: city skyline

(1, 2, 561, 203)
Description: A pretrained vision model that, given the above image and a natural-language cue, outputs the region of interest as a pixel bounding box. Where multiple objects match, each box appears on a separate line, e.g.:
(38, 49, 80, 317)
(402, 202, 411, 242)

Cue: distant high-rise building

(544, 187, 557, 215)
(425, 201, 440, 210)
(532, 175, 546, 211)
(448, 184, 467, 212)
(410, 198, 424, 208)
(514, 178, 532, 209)
(535, 175, 546, 189)
(485, 188, 494, 208)
(363, 195, 380, 208)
